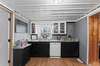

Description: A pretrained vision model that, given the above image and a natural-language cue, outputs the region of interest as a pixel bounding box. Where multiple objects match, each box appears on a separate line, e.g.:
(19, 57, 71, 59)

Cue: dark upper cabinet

(61, 42, 79, 58)
(30, 42, 50, 57)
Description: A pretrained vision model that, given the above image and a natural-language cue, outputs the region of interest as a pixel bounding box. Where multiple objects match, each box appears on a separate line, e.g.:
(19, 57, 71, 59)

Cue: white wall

(75, 17, 87, 63)
(0, 8, 9, 66)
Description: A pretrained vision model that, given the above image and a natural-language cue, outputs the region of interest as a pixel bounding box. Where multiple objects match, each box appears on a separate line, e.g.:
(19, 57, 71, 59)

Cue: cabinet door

(53, 23, 59, 33)
(13, 49, 25, 66)
(61, 42, 79, 58)
(31, 42, 50, 57)
(60, 23, 65, 33)
(53, 22, 66, 34)
(31, 23, 35, 33)
(37, 43, 49, 57)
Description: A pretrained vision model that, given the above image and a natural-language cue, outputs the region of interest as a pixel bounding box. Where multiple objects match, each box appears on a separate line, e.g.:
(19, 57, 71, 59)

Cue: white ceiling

(15, 0, 100, 21)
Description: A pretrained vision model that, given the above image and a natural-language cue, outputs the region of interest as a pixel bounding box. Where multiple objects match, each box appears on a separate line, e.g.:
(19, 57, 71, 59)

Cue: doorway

(89, 13, 100, 64)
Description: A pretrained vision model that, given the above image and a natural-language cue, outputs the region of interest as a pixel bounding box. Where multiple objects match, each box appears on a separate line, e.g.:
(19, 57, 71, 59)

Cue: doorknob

(98, 44, 100, 47)
(98, 41, 100, 47)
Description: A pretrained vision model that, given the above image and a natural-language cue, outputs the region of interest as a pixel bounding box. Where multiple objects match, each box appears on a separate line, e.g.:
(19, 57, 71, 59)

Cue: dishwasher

(50, 42, 61, 58)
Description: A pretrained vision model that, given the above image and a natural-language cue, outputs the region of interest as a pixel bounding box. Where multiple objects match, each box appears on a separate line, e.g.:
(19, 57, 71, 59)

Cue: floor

(91, 60, 100, 66)
(25, 58, 86, 66)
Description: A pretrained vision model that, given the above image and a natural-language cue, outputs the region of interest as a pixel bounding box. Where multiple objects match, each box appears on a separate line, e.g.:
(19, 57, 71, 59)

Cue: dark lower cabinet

(61, 42, 79, 58)
(13, 45, 31, 66)
(30, 42, 50, 57)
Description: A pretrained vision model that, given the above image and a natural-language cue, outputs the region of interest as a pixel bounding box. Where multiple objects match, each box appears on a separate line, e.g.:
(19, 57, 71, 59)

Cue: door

(98, 15, 100, 59)
(89, 14, 100, 64)
(0, 8, 10, 66)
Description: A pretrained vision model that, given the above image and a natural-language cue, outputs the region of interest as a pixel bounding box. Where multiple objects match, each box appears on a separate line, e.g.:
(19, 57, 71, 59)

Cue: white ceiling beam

(32, 14, 84, 17)
(15, 3, 97, 6)
(51, 13, 87, 15)
(17, 8, 91, 11)
(31, 19, 77, 22)
(15, 2, 98, 5)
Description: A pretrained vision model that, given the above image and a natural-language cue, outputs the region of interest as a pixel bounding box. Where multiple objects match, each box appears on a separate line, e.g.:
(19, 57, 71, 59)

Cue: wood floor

(25, 58, 86, 66)
(91, 61, 100, 66)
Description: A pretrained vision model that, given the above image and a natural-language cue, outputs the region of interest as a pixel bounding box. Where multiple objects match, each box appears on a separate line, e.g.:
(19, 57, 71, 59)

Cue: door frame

(0, 3, 15, 66)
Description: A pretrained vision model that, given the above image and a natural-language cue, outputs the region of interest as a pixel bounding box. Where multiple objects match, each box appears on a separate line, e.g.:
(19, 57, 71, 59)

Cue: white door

(50, 42, 61, 58)
(0, 8, 9, 66)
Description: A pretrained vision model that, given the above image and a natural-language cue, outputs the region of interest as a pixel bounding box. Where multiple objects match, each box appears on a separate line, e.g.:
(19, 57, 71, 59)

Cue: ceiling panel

(15, 0, 100, 5)
(15, 0, 100, 21)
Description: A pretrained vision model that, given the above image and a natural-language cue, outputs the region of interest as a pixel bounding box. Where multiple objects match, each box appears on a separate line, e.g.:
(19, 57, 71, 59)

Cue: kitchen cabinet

(30, 23, 36, 34)
(30, 42, 50, 57)
(53, 22, 66, 34)
(61, 42, 79, 58)
(53, 23, 59, 33)
(60, 23, 65, 33)
(13, 45, 31, 66)
(50, 42, 61, 57)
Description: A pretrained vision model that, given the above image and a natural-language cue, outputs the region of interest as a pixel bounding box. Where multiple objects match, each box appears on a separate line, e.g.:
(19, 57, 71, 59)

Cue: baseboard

(77, 58, 84, 64)
(50, 56, 61, 58)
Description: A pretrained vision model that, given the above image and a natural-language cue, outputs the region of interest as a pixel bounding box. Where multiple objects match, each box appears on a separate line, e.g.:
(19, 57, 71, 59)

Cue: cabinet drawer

(61, 42, 79, 47)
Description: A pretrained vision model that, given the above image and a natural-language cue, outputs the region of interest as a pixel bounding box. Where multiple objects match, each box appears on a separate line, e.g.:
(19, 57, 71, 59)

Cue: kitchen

(0, 0, 100, 66)
(11, 0, 100, 66)
(13, 17, 80, 66)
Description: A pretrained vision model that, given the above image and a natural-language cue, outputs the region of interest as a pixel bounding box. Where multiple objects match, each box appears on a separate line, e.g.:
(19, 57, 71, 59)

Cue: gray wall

(0, 8, 9, 66)
(75, 17, 87, 63)
(15, 19, 28, 33)
(67, 22, 76, 38)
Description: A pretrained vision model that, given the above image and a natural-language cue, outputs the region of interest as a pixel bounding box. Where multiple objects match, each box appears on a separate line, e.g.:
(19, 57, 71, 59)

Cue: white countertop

(13, 44, 31, 49)
(28, 39, 79, 42)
